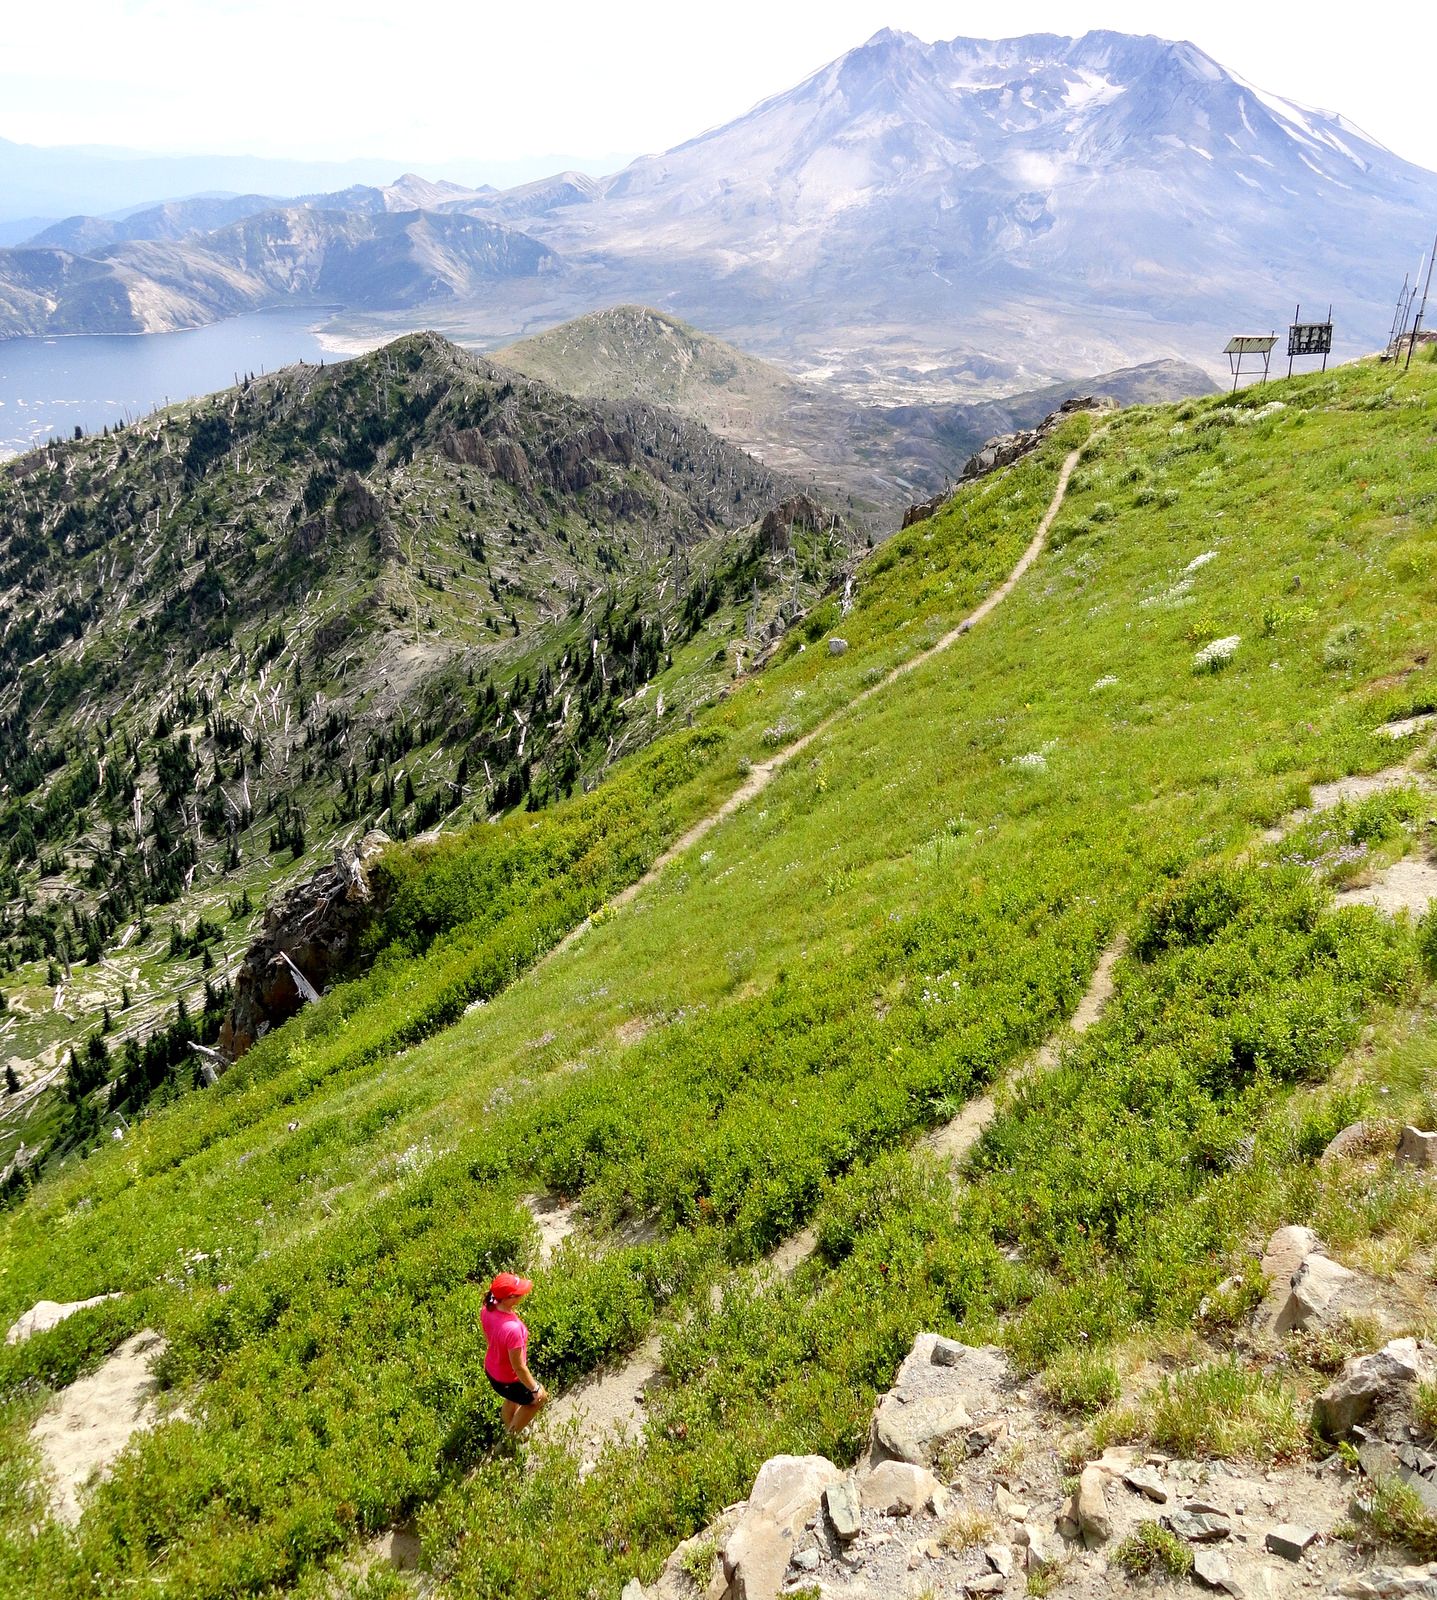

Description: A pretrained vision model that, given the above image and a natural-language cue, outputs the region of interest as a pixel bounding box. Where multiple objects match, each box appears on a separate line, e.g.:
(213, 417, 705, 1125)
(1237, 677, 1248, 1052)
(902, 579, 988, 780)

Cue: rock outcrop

(759, 494, 827, 556)
(1254, 1223, 1394, 1338)
(1313, 1338, 1437, 1439)
(630, 1324, 1437, 1600)
(901, 396, 1115, 527)
(217, 830, 391, 1061)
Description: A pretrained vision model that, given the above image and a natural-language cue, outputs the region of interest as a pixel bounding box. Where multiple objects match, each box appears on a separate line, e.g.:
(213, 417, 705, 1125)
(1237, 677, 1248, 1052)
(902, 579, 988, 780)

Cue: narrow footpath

(536, 434, 1109, 1467)
(549, 432, 1102, 962)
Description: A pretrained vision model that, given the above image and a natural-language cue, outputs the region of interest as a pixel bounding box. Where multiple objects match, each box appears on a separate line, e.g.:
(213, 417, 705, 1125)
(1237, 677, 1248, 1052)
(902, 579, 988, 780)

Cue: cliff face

(218, 832, 391, 1060)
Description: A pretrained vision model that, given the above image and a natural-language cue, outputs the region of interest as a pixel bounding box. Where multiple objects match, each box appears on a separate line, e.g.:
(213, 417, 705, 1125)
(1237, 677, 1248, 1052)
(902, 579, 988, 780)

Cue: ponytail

(483, 1290, 497, 1310)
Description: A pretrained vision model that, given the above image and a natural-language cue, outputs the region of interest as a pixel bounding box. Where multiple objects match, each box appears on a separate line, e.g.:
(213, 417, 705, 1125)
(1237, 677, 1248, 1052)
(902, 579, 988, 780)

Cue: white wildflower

(1193, 635, 1241, 671)
(1091, 675, 1119, 691)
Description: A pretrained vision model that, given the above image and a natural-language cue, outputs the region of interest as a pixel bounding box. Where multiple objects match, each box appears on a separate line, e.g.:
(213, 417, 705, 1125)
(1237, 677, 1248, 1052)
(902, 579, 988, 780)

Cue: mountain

(483, 30, 1437, 389)
(0, 209, 560, 336)
(26, 196, 286, 254)
(324, 30, 1437, 399)
(20, 177, 499, 253)
(0, 139, 600, 227)
(0, 330, 853, 1149)
(2, 352, 1434, 1592)
(7, 34, 1431, 398)
(501, 303, 1217, 513)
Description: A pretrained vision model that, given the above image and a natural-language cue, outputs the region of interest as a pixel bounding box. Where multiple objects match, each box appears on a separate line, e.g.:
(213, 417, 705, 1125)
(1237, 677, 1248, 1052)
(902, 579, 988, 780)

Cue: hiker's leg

(501, 1399, 519, 1431)
(507, 1391, 548, 1435)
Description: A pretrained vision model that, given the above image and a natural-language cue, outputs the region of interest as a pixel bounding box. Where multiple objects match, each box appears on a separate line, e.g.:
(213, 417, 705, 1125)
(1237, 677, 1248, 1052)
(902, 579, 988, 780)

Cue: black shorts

(488, 1374, 538, 1405)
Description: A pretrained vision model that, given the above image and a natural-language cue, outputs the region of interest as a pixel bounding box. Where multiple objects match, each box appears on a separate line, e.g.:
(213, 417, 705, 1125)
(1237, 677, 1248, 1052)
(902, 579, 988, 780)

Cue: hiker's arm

(509, 1344, 546, 1400)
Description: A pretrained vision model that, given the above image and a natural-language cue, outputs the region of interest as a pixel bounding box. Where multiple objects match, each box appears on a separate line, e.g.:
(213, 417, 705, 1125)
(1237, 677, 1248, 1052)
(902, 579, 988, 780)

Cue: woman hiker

(481, 1271, 548, 1435)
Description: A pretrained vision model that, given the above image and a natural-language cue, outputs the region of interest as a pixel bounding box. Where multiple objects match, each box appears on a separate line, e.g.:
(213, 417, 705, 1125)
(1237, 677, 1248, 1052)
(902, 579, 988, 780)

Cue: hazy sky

(4, 0, 1435, 173)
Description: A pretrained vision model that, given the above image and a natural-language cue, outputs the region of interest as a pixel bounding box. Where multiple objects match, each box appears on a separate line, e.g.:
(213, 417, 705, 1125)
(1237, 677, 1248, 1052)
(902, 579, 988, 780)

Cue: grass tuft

(1092, 1359, 1306, 1463)
(1113, 1521, 1194, 1579)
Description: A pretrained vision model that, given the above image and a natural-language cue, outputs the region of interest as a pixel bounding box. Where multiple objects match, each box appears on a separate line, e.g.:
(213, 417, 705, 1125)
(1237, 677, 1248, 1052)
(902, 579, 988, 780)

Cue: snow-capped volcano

(494, 29, 1437, 390)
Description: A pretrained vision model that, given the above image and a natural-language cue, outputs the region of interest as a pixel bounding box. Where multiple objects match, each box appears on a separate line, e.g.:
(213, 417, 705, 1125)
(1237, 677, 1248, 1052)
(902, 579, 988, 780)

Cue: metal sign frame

(1286, 304, 1333, 377)
(1223, 334, 1277, 393)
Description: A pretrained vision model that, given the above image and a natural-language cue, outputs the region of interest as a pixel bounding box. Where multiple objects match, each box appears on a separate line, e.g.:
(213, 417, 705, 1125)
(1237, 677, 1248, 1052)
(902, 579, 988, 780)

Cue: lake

(0, 309, 371, 459)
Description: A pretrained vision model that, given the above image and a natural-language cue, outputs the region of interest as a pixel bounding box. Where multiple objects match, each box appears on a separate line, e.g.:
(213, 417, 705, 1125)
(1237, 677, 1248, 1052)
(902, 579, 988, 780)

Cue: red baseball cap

(490, 1272, 533, 1299)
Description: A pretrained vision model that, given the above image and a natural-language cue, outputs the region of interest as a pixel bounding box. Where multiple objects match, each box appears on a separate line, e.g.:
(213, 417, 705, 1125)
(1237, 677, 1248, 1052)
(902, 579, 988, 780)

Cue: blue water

(0, 309, 357, 458)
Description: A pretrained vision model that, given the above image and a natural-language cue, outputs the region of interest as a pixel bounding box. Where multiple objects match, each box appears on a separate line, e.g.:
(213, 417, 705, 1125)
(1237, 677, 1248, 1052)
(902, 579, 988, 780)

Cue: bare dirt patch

(1336, 854, 1437, 919)
(540, 1332, 664, 1471)
(523, 1193, 581, 1266)
(31, 1329, 166, 1525)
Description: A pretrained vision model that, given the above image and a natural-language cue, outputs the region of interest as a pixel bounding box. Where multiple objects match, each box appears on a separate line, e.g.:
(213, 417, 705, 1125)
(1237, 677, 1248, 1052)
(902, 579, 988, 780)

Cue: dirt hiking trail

(550, 435, 1101, 963)
(534, 745, 1437, 1469)
(533, 441, 1115, 1468)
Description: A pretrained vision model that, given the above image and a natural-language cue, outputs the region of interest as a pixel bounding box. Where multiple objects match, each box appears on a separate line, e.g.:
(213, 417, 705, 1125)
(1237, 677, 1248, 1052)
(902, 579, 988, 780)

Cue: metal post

(1388, 276, 1410, 358)
(1322, 305, 1331, 372)
(1406, 232, 1437, 372)
(1289, 305, 1299, 380)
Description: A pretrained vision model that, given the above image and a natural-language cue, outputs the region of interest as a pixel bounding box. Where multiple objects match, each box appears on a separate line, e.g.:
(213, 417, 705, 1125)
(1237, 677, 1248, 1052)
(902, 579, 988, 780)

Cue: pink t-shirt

(481, 1302, 528, 1383)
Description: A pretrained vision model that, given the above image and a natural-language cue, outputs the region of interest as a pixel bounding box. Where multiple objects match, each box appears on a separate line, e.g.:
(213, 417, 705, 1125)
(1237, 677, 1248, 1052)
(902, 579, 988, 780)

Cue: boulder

(1075, 1465, 1111, 1547)
(1023, 1524, 1064, 1573)
(859, 1460, 946, 1517)
(870, 1391, 971, 1467)
(1265, 1524, 1317, 1561)
(1193, 1549, 1235, 1591)
(823, 1480, 861, 1544)
(1254, 1224, 1321, 1335)
(621, 1582, 648, 1600)
(994, 1485, 1030, 1522)
(827, 638, 848, 657)
(1322, 1122, 1392, 1163)
(1167, 1511, 1230, 1542)
(5, 1293, 121, 1346)
(1313, 1339, 1436, 1437)
(1275, 1252, 1358, 1334)
(1398, 1127, 1437, 1169)
(984, 1544, 1015, 1578)
(868, 1334, 1010, 1468)
(1335, 1562, 1437, 1597)
(1123, 1465, 1169, 1503)
(746, 1455, 842, 1530)
(722, 1516, 790, 1600)
(720, 1456, 840, 1600)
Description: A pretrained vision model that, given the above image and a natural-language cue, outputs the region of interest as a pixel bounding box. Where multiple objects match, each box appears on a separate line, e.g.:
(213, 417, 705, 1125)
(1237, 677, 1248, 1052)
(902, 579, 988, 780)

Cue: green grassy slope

(1, 358, 1435, 1596)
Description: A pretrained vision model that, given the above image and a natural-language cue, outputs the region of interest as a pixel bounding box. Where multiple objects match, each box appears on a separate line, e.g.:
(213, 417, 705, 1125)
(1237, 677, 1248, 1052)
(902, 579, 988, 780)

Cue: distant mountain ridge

(500, 304, 1218, 514)
(0, 208, 558, 337)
